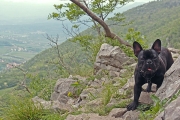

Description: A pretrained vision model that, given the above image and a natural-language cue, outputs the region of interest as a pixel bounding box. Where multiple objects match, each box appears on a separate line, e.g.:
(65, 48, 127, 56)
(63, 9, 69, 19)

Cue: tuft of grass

(70, 111, 82, 115)
(102, 85, 113, 106)
(139, 90, 180, 120)
(113, 89, 132, 100)
(70, 80, 86, 98)
(1, 96, 65, 120)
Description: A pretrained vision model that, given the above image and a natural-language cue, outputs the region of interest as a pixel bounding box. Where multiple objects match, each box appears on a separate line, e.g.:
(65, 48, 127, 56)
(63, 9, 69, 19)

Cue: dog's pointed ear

(152, 39, 161, 54)
(133, 41, 143, 57)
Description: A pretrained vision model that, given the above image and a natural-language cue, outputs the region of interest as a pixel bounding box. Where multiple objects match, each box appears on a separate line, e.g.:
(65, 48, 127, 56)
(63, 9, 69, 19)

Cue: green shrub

(69, 80, 86, 98)
(2, 97, 65, 120)
(28, 74, 57, 101)
(139, 90, 180, 120)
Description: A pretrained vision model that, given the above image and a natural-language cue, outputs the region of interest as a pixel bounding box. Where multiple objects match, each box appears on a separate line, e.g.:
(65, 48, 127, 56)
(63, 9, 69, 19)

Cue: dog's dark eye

(152, 54, 157, 59)
(141, 58, 145, 61)
(153, 56, 157, 60)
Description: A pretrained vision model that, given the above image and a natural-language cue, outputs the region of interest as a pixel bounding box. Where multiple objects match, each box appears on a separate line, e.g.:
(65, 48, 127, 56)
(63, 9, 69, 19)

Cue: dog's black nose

(146, 60, 152, 64)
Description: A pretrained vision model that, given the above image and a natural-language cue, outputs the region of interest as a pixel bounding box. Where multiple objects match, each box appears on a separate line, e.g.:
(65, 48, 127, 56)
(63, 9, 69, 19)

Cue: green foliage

(49, 3, 85, 21)
(78, 27, 145, 59)
(75, 34, 127, 68)
(70, 80, 86, 98)
(49, 0, 134, 61)
(88, 91, 98, 101)
(29, 74, 56, 100)
(71, 35, 94, 52)
(139, 95, 167, 120)
(126, 28, 148, 49)
(113, 89, 132, 100)
(102, 85, 113, 106)
(0, 69, 24, 90)
(1, 96, 65, 120)
(49, 0, 132, 21)
(108, 13, 126, 22)
(69, 111, 82, 116)
(111, 0, 180, 48)
(71, 28, 145, 63)
(139, 90, 180, 120)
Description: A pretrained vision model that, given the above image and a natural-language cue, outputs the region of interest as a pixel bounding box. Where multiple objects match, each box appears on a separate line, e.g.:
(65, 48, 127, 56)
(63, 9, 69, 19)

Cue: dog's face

(133, 39, 161, 78)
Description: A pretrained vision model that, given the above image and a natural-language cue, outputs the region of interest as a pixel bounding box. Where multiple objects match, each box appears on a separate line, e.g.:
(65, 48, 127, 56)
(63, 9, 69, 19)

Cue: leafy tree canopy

(48, 0, 134, 48)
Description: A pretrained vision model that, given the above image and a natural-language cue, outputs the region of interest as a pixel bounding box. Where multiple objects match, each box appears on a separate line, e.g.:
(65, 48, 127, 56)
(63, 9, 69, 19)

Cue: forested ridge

(112, 0, 180, 48)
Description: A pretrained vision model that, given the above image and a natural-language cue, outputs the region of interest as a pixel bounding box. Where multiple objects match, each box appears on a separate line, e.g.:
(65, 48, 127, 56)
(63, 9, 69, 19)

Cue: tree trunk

(70, 0, 132, 48)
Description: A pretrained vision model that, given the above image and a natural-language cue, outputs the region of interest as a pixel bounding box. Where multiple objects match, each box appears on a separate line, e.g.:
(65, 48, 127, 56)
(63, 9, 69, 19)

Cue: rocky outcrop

(66, 108, 139, 120)
(66, 113, 121, 120)
(154, 55, 180, 120)
(154, 95, 180, 120)
(155, 55, 180, 100)
(33, 77, 88, 112)
(168, 48, 180, 60)
(32, 96, 52, 109)
(94, 43, 135, 77)
(50, 78, 77, 103)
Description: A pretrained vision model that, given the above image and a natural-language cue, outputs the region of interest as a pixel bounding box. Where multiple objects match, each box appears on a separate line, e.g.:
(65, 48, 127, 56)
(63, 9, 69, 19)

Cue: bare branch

(46, 34, 68, 71)
(62, 22, 75, 37)
(103, 0, 119, 20)
(96, 2, 104, 21)
(45, 34, 82, 75)
(11, 64, 32, 94)
(70, 0, 132, 48)
(82, 0, 101, 35)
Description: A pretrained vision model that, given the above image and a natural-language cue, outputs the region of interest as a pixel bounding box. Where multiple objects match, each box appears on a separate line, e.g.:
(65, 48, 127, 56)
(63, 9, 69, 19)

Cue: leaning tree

(49, 0, 134, 48)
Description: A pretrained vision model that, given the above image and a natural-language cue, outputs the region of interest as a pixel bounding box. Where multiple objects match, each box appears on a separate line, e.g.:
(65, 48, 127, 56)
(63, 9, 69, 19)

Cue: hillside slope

(111, 0, 180, 48)
(0, 40, 90, 90)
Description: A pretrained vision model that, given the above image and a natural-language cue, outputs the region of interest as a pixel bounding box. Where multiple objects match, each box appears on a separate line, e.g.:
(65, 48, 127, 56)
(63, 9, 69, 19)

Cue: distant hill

(111, 0, 180, 48)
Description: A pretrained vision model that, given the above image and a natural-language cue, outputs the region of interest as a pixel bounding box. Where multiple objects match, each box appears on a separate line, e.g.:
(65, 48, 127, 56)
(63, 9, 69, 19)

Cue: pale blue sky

(2, 0, 153, 4)
(0, 0, 154, 25)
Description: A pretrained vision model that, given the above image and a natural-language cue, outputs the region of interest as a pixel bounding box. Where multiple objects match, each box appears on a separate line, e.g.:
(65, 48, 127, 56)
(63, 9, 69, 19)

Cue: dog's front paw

(127, 102, 138, 111)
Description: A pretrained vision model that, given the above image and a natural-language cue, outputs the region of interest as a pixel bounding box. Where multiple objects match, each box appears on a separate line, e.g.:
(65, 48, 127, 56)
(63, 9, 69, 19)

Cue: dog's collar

(140, 68, 157, 83)
(140, 70, 155, 83)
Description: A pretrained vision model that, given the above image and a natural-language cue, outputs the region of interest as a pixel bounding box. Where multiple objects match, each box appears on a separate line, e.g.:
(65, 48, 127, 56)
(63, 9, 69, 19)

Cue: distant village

(0, 59, 20, 70)
(0, 30, 47, 71)
(6, 62, 20, 69)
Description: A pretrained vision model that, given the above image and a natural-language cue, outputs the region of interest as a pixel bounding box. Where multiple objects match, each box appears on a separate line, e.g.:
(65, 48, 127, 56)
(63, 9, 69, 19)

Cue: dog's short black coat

(127, 39, 174, 111)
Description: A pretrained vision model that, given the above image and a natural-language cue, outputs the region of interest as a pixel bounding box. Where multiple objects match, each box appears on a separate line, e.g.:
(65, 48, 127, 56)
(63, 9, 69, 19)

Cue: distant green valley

(0, 21, 68, 71)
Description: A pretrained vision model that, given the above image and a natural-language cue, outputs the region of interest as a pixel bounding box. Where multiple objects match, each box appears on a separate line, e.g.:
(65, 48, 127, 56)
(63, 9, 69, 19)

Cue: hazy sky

(3, 0, 152, 3)
(4, 0, 59, 3)
(0, 0, 153, 25)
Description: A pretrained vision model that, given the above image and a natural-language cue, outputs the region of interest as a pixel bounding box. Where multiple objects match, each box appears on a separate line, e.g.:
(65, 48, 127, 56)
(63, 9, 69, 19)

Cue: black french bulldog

(127, 39, 174, 111)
